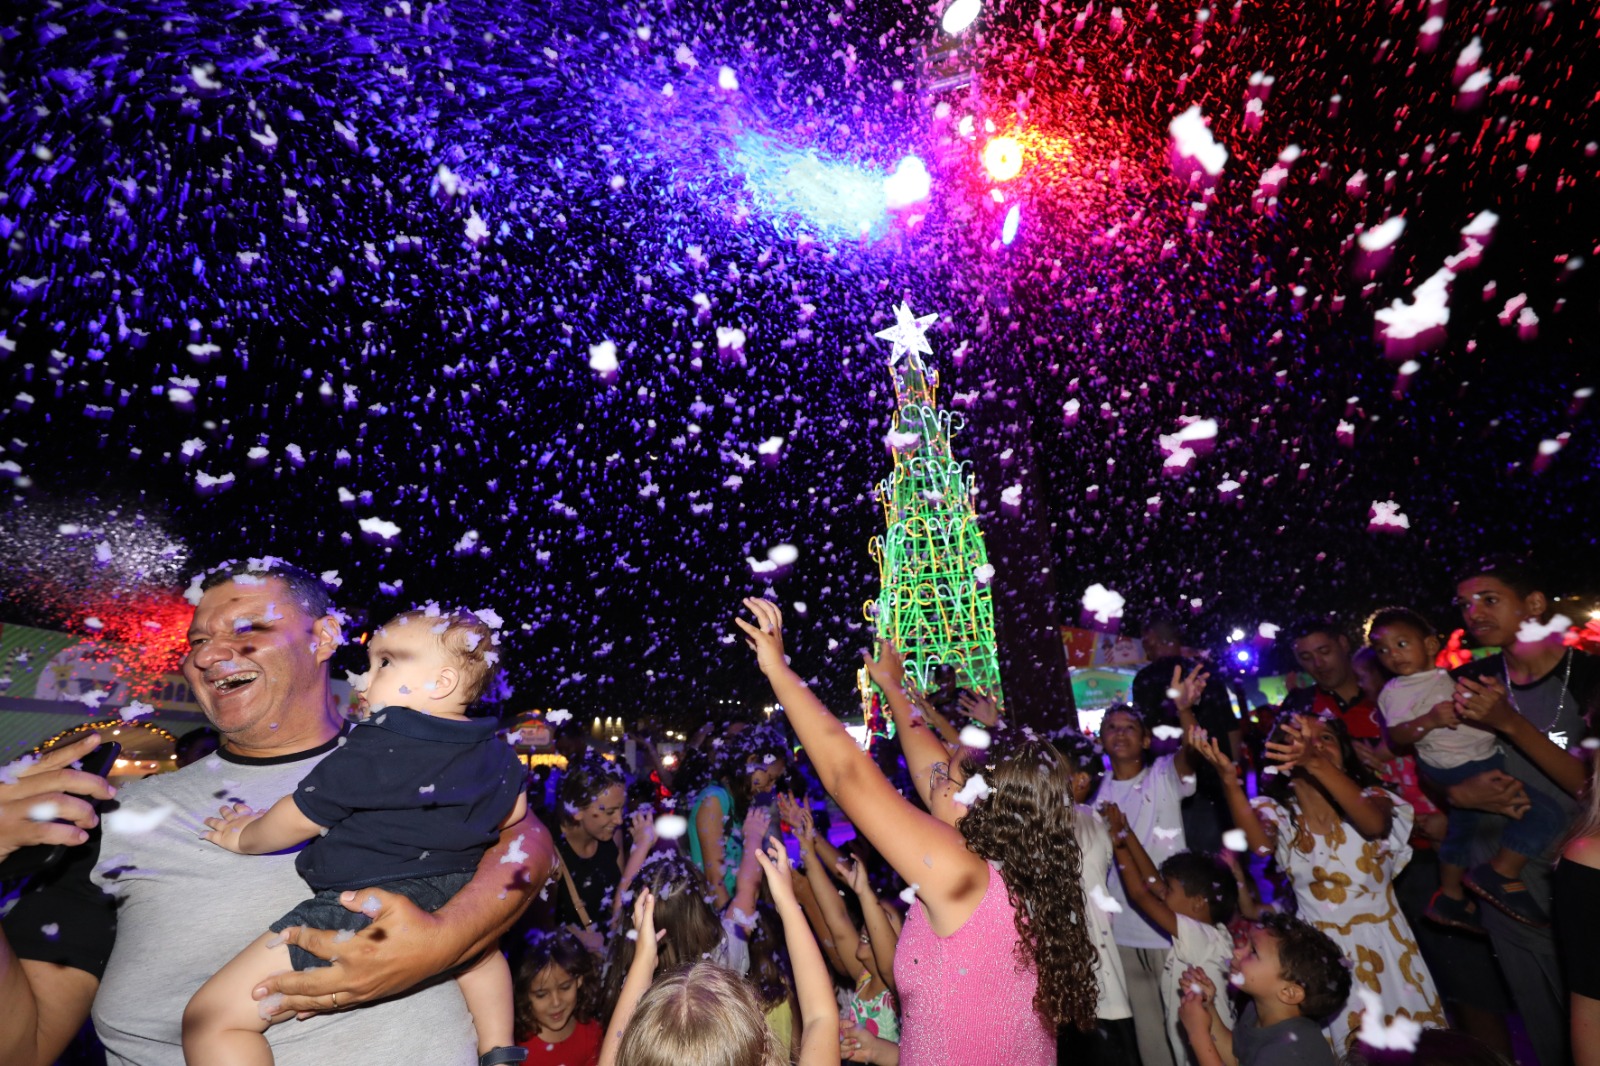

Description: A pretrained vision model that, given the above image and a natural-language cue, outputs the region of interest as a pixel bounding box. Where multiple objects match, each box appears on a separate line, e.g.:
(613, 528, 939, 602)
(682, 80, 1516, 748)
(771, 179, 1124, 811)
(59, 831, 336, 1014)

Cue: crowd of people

(2, 555, 1599, 1066)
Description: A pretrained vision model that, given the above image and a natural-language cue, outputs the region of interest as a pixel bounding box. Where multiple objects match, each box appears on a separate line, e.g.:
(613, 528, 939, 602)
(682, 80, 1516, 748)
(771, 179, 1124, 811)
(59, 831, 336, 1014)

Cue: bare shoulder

(1563, 834, 1600, 870)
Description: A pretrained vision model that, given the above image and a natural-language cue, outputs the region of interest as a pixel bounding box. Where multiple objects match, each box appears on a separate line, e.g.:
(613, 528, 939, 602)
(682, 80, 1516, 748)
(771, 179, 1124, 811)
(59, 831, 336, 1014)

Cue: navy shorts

(269, 871, 474, 971)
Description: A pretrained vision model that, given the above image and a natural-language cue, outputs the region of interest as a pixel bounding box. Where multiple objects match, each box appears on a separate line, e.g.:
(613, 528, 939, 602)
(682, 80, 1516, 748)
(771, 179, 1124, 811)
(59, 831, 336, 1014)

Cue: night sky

(1, 0, 1596, 722)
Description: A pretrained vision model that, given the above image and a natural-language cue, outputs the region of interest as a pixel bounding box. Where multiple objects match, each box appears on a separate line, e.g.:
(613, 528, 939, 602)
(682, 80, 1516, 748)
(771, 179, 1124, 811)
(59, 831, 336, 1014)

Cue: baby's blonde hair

(615, 962, 784, 1066)
(382, 608, 499, 707)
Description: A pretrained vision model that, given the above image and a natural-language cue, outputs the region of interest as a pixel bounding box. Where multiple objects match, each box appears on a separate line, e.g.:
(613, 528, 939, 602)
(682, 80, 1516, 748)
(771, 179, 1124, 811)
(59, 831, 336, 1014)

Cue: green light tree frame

(863, 334, 1004, 709)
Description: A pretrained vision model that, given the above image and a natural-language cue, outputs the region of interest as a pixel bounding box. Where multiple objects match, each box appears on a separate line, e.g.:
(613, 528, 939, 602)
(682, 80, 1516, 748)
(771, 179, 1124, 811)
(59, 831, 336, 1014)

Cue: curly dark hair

(1257, 912, 1352, 1023)
(956, 739, 1100, 1031)
(1261, 712, 1385, 841)
(513, 928, 600, 1041)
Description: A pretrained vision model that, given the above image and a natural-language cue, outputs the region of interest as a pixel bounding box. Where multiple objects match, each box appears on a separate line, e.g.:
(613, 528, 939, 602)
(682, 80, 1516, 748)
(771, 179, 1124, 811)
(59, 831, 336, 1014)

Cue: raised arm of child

(203, 795, 325, 855)
(1171, 663, 1210, 781)
(727, 806, 771, 924)
(754, 841, 841, 1066)
(797, 807, 864, 981)
(1177, 966, 1236, 1066)
(1221, 848, 1264, 922)
(599, 888, 661, 1066)
(612, 809, 658, 926)
(694, 794, 733, 912)
(839, 855, 898, 996)
(1268, 715, 1393, 841)
(1101, 802, 1179, 937)
(1189, 726, 1277, 860)
(737, 600, 990, 935)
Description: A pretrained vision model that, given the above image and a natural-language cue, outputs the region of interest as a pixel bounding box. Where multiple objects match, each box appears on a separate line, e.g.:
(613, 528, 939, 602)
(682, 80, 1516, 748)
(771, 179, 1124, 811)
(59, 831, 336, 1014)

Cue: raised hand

(742, 805, 772, 850)
(752, 839, 797, 907)
(862, 638, 907, 692)
(626, 809, 656, 855)
(836, 855, 871, 896)
(957, 689, 999, 728)
(735, 597, 788, 676)
(1264, 715, 1322, 774)
(775, 790, 804, 830)
(630, 887, 663, 968)
(1171, 663, 1210, 715)
(1098, 801, 1131, 843)
(1186, 726, 1240, 788)
(202, 802, 262, 853)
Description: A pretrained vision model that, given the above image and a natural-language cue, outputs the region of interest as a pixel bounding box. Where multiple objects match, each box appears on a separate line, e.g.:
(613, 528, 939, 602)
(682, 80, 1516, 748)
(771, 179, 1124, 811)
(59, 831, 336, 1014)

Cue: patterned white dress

(1251, 789, 1445, 1054)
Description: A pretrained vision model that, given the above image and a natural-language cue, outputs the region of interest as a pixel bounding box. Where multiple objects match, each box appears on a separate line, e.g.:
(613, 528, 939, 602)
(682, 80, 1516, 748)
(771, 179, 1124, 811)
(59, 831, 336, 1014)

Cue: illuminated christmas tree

(864, 302, 1005, 710)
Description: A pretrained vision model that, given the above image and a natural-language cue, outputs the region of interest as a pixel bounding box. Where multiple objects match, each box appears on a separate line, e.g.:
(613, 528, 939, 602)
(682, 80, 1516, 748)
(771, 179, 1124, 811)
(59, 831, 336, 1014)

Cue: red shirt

(1283, 685, 1381, 740)
(518, 1020, 603, 1066)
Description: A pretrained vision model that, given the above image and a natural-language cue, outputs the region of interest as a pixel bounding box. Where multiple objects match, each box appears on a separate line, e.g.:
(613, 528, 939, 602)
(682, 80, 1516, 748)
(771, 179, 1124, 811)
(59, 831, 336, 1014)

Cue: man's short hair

(1159, 851, 1237, 926)
(1258, 912, 1353, 1022)
(1363, 606, 1438, 642)
(1285, 616, 1347, 646)
(197, 558, 333, 620)
(1458, 555, 1547, 600)
(382, 608, 502, 708)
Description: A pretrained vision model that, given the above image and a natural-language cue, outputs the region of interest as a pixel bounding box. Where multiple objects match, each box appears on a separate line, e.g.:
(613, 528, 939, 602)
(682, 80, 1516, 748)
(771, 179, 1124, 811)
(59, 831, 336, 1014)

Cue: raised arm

(258, 800, 553, 1015)
(727, 807, 770, 923)
(839, 855, 898, 995)
(599, 888, 661, 1066)
(1169, 664, 1210, 779)
(795, 806, 862, 980)
(694, 794, 733, 911)
(1457, 675, 1587, 797)
(737, 599, 988, 930)
(1103, 803, 1179, 937)
(612, 809, 658, 925)
(754, 841, 840, 1066)
(1269, 716, 1392, 841)
(1189, 727, 1276, 859)
(867, 644, 958, 812)
(906, 687, 964, 750)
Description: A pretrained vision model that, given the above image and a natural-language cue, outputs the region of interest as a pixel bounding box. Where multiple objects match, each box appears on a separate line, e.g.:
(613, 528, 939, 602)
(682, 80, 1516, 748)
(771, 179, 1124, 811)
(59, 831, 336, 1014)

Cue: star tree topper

(874, 301, 939, 366)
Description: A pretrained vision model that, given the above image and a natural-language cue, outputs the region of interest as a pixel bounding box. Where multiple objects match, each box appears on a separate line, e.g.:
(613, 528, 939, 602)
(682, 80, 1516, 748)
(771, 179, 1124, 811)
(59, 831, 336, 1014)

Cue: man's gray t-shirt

(89, 740, 477, 1066)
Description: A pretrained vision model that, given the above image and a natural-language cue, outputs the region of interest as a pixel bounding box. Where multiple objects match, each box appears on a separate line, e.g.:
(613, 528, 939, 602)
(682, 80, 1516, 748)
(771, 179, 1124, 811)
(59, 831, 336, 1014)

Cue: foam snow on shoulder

(1169, 106, 1229, 177)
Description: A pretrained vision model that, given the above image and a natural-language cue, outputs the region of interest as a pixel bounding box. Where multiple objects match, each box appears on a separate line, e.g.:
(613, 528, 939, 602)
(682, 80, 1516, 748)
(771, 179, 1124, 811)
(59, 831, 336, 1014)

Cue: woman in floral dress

(1192, 713, 1445, 1054)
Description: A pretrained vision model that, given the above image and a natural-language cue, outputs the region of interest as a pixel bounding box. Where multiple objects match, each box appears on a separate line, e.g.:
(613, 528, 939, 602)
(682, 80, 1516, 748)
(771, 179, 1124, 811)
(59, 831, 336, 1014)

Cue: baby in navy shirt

(185, 608, 530, 1066)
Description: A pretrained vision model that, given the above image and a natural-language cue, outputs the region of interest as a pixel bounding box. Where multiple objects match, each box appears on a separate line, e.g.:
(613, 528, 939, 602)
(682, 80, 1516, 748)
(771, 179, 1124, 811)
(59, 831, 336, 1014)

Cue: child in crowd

(187, 608, 530, 1066)
(1192, 715, 1445, 1054)
(598, 831, 768, 1019)
(1058, 732, 1137, 1066)
(788, 800, 900, 1051)
(1103, 803, 1237, 1066)
(1366, 606, 1567, 929)
(1094, 668, 1208, 1066)
(1178, 913, 1353, 1066)
(600, 842, 839, 1066)
(515, 930, 604, 1066)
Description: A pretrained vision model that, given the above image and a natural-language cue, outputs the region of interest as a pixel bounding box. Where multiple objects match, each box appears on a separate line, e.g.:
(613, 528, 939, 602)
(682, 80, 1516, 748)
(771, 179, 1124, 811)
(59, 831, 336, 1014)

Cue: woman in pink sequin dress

(737, 599, 1100, 1065)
